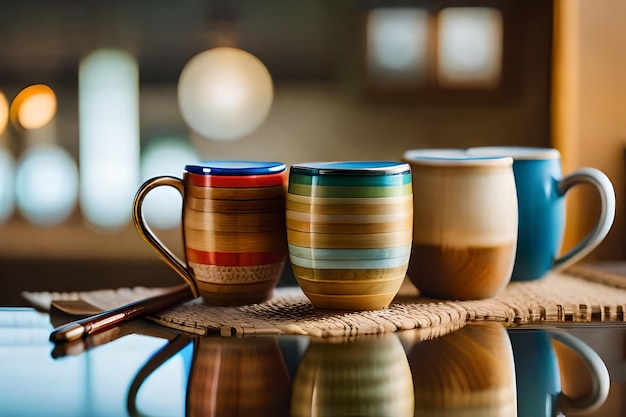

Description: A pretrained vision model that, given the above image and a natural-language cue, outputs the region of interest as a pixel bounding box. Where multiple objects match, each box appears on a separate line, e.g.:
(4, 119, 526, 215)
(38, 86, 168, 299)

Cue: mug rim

(403, 149, 513, 166)
(467, 146, 561, 160)
(291, 161, 410, 176)
(185, 160, 286, 176)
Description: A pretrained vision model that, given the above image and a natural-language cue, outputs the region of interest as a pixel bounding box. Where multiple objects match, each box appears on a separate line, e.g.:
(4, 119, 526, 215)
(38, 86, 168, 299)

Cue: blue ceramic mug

(509, 328, 610, 417)
(467, 147, 615, 281)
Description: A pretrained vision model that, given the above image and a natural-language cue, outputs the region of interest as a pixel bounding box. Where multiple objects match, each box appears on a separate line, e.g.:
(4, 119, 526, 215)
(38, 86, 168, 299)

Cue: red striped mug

(132, 161, 288, 306)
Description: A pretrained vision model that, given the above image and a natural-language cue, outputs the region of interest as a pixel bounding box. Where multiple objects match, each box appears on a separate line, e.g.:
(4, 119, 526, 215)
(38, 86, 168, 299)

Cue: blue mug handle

(554, 168, 615, 270)
(548, 329, 610, 414)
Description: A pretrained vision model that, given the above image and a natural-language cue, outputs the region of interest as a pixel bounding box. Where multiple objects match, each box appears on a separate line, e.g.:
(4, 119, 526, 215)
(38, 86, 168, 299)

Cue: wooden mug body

(405, 157, 518, 300)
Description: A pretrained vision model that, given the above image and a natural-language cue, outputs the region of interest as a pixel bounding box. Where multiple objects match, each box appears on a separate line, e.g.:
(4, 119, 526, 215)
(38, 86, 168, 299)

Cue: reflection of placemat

(147, 267, 626, 337)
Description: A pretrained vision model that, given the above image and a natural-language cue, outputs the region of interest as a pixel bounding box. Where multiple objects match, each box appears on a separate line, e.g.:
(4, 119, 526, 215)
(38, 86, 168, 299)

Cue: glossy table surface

(1, 307, 625, 417)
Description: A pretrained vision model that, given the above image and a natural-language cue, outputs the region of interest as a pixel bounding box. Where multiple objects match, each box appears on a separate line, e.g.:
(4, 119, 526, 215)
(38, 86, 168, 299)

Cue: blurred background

(0, 0, 624, 304)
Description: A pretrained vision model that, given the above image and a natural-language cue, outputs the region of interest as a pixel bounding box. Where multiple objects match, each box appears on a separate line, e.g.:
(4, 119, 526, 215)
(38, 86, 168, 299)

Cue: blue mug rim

(291, 161, 411, 176)
(184, 160, 286, 176)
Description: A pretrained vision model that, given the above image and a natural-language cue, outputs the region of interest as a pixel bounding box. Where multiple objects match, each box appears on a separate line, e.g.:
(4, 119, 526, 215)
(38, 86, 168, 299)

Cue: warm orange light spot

(10, 84, 57, 130)
(0, 92, 8, 135)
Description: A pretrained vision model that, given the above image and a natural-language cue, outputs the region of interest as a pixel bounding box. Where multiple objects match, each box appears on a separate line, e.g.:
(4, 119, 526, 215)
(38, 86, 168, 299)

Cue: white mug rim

(403, 148, 513, 167)
(467, 146, 561, 161)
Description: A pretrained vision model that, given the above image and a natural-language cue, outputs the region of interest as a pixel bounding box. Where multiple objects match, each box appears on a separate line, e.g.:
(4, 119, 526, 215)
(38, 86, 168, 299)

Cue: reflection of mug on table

(128, 334, 291, 417)
(467, 147, 615, 281)
(407, 322, 517, 417)
(133, 161, 288, 306)
(509, 328, 610, 417)
(403, 150, 518, 300)
(406, 322, 610, 417)
(186, 336, 291, 417)
(291, 334, 414, 417)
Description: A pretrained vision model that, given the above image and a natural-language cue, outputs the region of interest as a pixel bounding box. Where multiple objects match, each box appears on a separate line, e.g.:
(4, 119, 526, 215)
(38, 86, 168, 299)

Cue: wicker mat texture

(22, 264, 626, 338)
(144, 265, 626, 337)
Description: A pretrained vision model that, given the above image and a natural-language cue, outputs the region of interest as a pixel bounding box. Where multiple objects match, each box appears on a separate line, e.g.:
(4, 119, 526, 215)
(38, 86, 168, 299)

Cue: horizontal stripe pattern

(288, 172, 411, 187)
(296, 275, 404, 295)
(187, 196, 285, 214)
(288, 183, 412, 198)
(185, 209, 284, 233)
(286, 198, 413, 216)
(186, 171, 286, 188)
(185, 228, 287, 252)
(286, 215, 411, 234)
(186, 184, 285, 200)
(303, 290, 400, 310)
(286, 209, 411, 224)
(284, 163, 412, 309)
(286, 228, 412, 249)
(291, 264, 408, 281)
(289, 255, 409, 269)
(288, 244, 412, 260)
(286, 193, 413, 206)
(187, 248, 287, 266)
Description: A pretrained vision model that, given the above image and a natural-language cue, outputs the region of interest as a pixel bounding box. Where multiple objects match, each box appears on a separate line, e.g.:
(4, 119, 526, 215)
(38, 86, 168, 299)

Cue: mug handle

(553, 168, 615, 270)
(127, 333, 195, 417)
(132, 176, 199, 298)
(548, 329, 610, 414)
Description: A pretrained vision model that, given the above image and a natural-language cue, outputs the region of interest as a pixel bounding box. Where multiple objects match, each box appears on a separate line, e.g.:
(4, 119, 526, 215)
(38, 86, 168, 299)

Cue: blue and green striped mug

(286, 161, 413, 310)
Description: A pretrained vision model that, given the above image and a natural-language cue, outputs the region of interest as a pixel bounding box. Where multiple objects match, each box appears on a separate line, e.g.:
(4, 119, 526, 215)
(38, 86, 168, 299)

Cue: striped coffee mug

(286, 161, 413, 310)
(133, 160, 288, 306)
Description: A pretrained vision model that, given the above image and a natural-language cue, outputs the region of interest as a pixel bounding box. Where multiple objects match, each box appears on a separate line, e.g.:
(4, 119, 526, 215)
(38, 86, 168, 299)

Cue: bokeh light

(140, 138, 199, 229)
(79, 49, 140, 230)
(177, 47, 273, 141)
(0, 149, 15, 223)
(15, 145, 78, 226)
(367, 8, 428, 75)
(10, 84, 57, 130)
(438, 7, 502, 87)
(0, 92, 9, 135)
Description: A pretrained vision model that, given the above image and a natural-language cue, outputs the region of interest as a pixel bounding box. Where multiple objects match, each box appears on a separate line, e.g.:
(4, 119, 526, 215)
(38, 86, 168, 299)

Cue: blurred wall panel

(553, 0, 626, 261)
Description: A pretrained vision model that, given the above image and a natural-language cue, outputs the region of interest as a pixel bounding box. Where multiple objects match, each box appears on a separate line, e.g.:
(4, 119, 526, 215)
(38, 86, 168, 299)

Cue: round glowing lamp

(177, 47, 273, 141)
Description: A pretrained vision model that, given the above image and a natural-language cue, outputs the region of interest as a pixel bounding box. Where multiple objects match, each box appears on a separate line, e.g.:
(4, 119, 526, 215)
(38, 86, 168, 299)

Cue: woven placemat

(146, 266, 626, 337)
